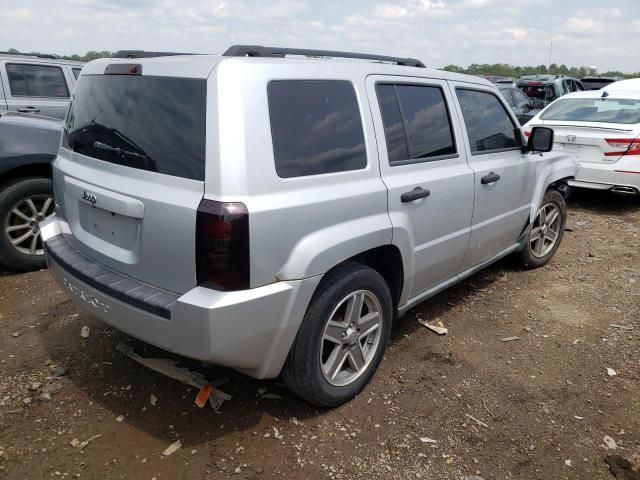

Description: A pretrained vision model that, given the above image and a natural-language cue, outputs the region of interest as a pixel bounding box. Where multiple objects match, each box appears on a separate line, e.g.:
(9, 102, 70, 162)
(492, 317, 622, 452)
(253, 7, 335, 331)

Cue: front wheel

(518, 189, 567, 268)
(282, 262, 393, 407)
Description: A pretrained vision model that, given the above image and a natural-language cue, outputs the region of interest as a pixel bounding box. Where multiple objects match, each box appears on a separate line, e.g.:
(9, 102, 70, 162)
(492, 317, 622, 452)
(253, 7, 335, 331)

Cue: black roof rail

(222, 45, 426, 68)
(112, 50, 200, 59)
(0, 50, 59, 59)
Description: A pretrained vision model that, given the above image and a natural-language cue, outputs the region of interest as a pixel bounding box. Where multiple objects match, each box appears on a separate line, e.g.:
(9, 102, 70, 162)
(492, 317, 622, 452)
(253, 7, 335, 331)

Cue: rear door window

(375, 83, 456, 165)
(456, 88, 518, 154)
(268, 80, 366, 178)
(63, 75, 207, 180)
(6, 63, 69, 98)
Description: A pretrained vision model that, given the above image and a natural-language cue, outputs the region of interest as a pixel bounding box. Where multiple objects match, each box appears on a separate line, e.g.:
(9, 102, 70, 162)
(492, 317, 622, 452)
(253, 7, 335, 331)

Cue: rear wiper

(93, 141, 148, 159)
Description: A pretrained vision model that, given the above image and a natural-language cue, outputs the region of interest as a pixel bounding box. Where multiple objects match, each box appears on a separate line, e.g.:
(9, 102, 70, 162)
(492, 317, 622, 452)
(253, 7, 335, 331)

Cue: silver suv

(41, 46, 579, 406)
(0, 52, 84, 119)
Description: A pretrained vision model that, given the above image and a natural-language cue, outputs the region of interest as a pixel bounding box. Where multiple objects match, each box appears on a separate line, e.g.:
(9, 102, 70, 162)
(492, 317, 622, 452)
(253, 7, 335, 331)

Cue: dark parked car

(497, 84, 541, 124)
(581, 76, 626, 91)
(0, 111, 61, 271)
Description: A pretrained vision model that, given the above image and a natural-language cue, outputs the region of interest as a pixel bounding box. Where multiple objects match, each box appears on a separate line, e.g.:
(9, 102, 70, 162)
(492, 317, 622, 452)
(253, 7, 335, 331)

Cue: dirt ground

(1, 190, 639, 480)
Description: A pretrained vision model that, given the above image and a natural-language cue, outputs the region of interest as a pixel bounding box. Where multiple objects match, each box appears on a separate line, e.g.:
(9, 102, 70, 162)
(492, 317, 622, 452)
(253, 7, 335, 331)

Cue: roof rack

(112, 50, 200, 59)
(222, 45, 426, 68)
(0, 51, 59, 59)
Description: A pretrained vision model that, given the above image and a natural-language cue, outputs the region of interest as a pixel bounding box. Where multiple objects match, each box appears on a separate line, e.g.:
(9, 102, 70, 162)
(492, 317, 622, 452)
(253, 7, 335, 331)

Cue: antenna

(547, 41, 553, 71)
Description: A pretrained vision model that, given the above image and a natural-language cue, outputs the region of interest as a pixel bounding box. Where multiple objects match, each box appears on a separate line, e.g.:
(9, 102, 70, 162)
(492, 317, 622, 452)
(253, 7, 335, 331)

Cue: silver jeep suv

(41, 46, 579, 406)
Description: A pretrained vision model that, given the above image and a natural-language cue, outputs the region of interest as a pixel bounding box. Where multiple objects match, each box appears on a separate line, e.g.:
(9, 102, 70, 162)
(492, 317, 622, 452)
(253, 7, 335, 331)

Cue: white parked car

(524, 90, 640, 196)
(604, 78, 640, 92)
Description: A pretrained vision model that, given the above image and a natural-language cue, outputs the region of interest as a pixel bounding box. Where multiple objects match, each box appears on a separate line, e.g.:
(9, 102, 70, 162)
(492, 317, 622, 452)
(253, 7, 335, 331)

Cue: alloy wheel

(320, 290, 383, 387)
(530, 202, 561, 258)
(4, 194, 55, 256)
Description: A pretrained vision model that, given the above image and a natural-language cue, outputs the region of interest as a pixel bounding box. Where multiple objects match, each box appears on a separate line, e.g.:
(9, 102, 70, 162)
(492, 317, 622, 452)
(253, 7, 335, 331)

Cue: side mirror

(527, 126, 554, 153)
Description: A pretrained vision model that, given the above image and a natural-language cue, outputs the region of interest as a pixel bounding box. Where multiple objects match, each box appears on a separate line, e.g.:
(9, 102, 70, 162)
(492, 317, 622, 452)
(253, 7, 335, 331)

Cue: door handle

(17, 106, 41, 113)
(401, 187, 431, 203)
(481, 172, 501, 184)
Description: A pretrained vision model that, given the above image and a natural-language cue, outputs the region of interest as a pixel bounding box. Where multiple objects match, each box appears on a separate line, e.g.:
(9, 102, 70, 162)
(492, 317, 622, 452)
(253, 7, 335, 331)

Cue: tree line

(6, 49, 640, 78)
(5, 48, 113, 62)
(442, 63, 639, 79)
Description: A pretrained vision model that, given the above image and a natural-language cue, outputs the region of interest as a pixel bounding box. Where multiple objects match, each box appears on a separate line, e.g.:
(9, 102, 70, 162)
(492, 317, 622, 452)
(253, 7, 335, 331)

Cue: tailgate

(53, 61, 214, 294)
(54, 152, 203, 294)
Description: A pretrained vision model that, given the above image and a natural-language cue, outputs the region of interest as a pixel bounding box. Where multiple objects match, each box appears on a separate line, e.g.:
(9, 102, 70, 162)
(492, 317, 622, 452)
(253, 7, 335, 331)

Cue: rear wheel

(0, 177, 54, 271)
(282, 262, 392, 407)
(518, 189, 566, 268)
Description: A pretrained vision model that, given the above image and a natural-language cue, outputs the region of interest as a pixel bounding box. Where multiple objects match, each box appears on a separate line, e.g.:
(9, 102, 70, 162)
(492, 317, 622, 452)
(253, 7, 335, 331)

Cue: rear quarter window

(268, 80, 367, 178)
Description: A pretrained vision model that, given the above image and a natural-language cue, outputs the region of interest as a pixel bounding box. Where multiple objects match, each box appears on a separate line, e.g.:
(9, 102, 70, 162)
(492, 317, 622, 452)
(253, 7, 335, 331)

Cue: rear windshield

(519, 84, 555, 101)
(540, 98, 640, 124)
(63, 75, 206, 180)
(581, 79, 614, 91)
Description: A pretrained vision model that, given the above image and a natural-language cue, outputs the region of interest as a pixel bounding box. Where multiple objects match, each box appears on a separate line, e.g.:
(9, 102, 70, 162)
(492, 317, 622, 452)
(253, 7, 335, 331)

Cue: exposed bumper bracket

(116, 342, 232, 411)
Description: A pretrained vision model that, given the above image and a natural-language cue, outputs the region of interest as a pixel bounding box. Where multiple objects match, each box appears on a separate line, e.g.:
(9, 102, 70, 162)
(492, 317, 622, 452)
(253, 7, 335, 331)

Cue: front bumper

(41, 217, 321, 379)
(569, 159, 640, 194)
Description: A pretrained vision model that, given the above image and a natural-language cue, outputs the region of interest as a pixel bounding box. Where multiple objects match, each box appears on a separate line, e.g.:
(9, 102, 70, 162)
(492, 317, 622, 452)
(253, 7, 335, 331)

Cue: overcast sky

(1, 0, 639, 72)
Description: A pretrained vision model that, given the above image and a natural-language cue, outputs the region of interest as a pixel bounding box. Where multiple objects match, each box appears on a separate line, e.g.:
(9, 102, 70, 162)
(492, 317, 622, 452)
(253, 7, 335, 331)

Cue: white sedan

(524, 90, 640, 196)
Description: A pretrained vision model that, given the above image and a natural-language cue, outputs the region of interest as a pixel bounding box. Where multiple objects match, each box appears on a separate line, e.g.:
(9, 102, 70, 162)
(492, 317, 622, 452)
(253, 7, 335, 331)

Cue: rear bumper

(41, 217, 321, 379)
(569, 160, 640, 194)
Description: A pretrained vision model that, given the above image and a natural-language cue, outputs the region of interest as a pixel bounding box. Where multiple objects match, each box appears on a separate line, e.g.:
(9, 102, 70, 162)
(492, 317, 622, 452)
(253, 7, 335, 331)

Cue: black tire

(0, 177, 53, 272)
(282, 262, 393, 407)
(518, 188, 567, 268)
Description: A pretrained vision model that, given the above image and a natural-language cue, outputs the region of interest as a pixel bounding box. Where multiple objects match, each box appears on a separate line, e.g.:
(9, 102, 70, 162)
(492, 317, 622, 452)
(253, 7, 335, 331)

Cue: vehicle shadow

(0, 264, 18, 277)
(34, 254, 530, 448)
(567, 189, 639, 214)
(390, 258, 515, 344)
(36, 300, 324, 449)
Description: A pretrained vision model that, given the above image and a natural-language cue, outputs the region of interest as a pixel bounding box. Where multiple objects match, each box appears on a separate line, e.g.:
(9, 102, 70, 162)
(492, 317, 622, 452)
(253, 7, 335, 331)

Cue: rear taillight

(196, 199, 249, 291)
(524, 131, 532, 138)
(605, 138, 640, 156)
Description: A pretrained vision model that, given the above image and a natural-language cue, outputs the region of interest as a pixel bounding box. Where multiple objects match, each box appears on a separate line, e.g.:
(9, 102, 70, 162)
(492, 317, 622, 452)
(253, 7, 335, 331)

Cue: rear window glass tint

(6, 63, 69, 98)
(540, 97, 640, 124)
(581, 79, 614, 90)
(376, 83, 456, 164)
(63, 75, 206, 180)
(396, 85, 456, 160)
(456, 89, 518, 153)
(268, 80, 366, 178)
(375, 84, 409, 163)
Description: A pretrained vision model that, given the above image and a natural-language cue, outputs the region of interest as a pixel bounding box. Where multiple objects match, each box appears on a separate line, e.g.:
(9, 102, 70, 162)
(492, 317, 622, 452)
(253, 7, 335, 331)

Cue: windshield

(540, 97, 640, 124)
(63, 74, 206, 180)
